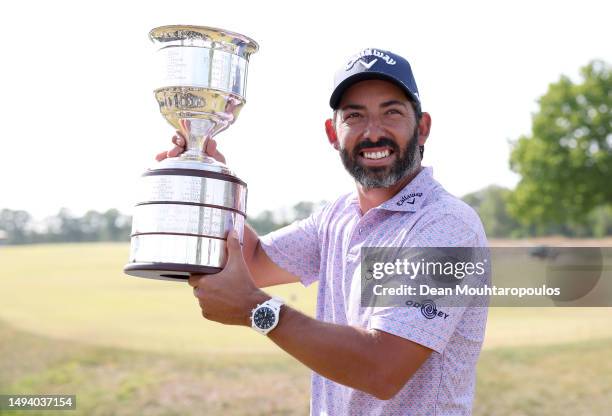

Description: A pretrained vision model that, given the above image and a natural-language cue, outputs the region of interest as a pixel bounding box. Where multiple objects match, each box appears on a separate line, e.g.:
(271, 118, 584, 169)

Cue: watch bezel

(250, 297, 283, 335)
(253, 306, 276, 329)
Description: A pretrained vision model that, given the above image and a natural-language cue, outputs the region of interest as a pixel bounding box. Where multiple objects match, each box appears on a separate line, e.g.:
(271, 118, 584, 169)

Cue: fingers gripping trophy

(124, 25, 258, 281)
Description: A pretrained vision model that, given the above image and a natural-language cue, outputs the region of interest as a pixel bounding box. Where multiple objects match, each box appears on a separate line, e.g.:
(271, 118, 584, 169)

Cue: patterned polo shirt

(260, 166, 489, 416)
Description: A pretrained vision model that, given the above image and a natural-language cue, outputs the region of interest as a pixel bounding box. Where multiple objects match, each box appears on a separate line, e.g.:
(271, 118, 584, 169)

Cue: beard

(339, 127, 421, 189)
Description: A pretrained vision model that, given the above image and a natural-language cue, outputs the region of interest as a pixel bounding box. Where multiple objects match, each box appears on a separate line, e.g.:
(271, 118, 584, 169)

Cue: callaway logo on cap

(330, 48, 421, 112)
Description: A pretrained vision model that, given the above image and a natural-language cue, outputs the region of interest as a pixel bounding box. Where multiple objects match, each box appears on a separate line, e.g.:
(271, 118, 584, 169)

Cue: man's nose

(362, 117, 386, 142)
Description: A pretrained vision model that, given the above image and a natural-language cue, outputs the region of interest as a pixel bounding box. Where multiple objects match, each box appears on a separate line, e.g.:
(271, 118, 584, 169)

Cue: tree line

(2, 187, 610, 245)
(0, 201, 325, 245)
(462, 185, 612, 238)
(0, 208, 132, 245)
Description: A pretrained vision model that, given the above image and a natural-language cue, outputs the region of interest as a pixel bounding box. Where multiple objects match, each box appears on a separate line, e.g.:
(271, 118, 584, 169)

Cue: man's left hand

(188, 230, 270, 326)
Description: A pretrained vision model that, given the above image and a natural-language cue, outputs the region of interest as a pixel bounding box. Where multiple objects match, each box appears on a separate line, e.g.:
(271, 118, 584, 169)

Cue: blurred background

(1, 0, 611, 414)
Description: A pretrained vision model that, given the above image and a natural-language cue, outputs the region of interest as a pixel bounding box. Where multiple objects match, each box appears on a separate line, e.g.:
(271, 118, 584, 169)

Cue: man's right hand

(155, 131, 226, 164)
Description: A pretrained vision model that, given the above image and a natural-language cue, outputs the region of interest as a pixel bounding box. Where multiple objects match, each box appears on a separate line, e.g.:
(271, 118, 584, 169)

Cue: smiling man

(162, 48, 489, 415)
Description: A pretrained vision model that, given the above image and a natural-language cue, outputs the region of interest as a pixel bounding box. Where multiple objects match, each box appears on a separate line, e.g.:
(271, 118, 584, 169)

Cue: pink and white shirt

(261, 166, 488, 416)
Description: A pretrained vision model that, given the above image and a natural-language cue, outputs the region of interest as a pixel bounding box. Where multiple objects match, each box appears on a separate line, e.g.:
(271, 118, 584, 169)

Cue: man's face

(335, 79, 421, 189)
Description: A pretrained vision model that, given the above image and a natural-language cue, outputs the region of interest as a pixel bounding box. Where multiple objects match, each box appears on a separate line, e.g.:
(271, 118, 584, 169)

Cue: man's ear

(417, 112, 432, 147)
(325, 119, 339, 150)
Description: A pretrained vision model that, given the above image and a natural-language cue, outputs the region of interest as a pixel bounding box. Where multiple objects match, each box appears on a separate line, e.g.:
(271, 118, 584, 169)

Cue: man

(158, 48, 488, 415)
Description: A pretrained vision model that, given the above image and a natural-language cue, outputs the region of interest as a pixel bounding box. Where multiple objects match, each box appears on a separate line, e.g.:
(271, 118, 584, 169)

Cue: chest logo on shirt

(396, 192, 423, 206)
(405, 299, 450, 320)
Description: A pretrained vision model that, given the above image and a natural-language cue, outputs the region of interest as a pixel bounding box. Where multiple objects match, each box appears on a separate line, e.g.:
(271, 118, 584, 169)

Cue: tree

(508, 60, 612, 230)
(102, 209, 131, 241)
(293, 201, 315, 221)
(248, 210, 288, 235)
(462, 185, 524, 237)
(81, 210, 106, 241)
(56, 208, 85, 242)
(0, 209, 32, 244)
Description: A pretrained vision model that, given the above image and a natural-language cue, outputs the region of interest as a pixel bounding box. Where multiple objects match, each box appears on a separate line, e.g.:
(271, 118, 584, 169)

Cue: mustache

(353, 138, 400, 155)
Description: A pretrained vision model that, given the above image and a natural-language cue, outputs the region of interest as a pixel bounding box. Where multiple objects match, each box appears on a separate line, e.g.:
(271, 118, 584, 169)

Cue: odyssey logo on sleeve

(405, 299, 450, 320)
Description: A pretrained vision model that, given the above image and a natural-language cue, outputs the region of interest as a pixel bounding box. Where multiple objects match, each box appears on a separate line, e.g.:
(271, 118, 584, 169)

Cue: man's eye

(386, 109, 402, 115)
(346, 112, 362, 119)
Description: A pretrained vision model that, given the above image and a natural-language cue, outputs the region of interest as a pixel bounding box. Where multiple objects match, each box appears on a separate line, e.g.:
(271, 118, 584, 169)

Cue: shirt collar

(378, 166, 435, 212)
(348, 166, 437, 214)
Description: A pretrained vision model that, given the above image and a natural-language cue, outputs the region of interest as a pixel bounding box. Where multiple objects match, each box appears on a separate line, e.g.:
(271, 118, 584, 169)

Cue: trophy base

(124, 262, 222, 282)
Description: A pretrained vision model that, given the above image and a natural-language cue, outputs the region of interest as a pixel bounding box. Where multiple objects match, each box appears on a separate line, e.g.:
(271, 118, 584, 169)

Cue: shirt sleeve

(367, 213, 485, 353)
(259, 207, 325, 287)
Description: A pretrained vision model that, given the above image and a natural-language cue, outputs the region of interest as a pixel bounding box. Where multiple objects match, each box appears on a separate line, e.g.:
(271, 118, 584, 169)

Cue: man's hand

(155, 131, 226, 163)
(188, 230, 270, 326)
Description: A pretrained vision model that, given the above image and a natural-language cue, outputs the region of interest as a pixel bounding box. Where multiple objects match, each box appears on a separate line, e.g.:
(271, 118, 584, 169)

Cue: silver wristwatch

(250, 297, 284, 335)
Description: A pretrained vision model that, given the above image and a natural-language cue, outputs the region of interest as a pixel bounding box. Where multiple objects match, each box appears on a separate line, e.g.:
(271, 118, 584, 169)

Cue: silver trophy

(124, 25, 258, 281)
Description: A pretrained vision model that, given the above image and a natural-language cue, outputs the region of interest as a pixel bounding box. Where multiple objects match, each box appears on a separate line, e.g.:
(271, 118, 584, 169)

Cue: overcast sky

(1, 0, 610, 219)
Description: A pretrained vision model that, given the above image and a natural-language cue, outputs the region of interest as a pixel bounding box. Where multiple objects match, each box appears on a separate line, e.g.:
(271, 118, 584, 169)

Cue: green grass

(1, 243, 611, 354)
(1, 243, 612, 415)
(0, 243, 318, 355)
(1, 320, 611, 415)
(475, 338, 612, 416)
(0, 321, 310, 416)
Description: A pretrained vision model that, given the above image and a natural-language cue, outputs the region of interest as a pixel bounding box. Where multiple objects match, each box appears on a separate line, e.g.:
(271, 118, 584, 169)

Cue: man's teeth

(363, 150, 391, 160)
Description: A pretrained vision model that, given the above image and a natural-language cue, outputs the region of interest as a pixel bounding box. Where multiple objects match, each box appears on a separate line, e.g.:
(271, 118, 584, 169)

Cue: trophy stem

(178, 118, 219, 162)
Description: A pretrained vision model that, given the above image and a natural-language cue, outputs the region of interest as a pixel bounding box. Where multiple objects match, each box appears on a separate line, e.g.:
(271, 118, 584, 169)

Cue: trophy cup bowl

(124, 25, 258, 281)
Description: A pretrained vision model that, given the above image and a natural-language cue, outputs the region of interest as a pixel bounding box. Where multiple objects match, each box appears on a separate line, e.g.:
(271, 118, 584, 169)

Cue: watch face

(254, 306, 276, 329)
